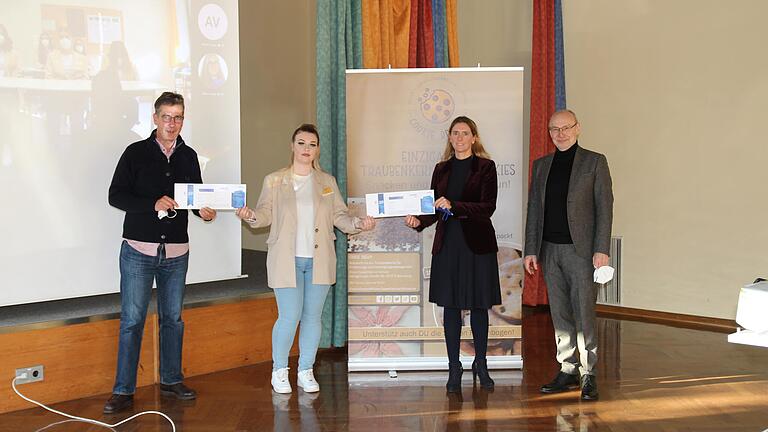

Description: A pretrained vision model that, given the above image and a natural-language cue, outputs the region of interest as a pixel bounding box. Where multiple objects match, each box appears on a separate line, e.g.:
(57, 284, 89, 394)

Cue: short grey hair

(549, 109, 578, 125)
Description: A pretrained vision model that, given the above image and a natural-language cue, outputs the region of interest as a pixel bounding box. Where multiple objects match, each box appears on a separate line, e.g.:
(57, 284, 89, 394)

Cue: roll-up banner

(345, 68, 524, 371)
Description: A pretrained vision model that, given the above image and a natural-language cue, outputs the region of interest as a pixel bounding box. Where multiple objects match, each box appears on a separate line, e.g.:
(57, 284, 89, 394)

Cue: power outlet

(15, 365, 44, 385)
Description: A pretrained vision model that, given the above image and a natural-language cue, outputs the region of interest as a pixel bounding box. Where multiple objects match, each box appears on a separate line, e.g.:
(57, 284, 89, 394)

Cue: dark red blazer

(416, 156, 498, 255)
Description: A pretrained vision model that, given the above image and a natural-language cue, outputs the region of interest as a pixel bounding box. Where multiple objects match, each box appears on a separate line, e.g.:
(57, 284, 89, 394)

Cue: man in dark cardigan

(104, 92, 217, 414)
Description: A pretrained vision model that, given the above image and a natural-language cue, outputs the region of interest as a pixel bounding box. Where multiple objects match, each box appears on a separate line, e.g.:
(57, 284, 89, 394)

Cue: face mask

(59, 39, 72, 50)
(75, 45, 84, 53)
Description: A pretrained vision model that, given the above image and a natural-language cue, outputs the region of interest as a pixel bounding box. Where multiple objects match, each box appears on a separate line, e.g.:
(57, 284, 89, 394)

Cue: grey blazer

(524, 145, 614, 260)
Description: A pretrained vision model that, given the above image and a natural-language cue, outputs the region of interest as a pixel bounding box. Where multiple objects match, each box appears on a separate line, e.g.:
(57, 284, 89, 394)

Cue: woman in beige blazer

(236, 124, 374, 394)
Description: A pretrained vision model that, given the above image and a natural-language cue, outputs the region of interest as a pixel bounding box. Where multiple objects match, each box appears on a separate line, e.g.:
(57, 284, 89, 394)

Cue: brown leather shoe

(160, 383, 197, 400)
(103, 394, 133, 414)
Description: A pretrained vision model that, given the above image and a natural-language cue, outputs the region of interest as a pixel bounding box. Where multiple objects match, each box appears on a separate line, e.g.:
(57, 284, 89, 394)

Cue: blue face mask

(436, 207, 453, 221)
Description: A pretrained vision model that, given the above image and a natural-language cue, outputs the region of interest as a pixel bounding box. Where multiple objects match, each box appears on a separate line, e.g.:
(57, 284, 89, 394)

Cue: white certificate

(174, 183, 247, 210)
(365, 190, 435, 218)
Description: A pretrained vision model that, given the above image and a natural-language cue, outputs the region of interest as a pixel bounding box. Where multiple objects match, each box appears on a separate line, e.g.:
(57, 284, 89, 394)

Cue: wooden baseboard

(0, 295, 289, 415)
(596, 304, 737, 333)
(0, 317, 156, 414)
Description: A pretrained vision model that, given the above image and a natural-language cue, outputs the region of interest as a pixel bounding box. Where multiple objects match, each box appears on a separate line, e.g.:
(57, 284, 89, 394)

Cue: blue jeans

(113, 241, 189, 395)
(272, 257, 331, 371)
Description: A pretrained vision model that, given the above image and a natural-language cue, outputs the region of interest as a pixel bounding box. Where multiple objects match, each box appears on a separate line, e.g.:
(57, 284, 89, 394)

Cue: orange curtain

(362, 0, 457, 69)
(362, 0, 411, 68)
(445, 0, 459, 67)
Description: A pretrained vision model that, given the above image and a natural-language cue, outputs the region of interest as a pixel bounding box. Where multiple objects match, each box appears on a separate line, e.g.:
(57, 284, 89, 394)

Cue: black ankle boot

(446, 362, 463, 393)
(472, 358, 494, 389)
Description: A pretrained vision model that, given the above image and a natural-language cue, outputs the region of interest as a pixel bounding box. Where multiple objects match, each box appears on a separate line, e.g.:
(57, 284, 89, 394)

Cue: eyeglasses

(548, 122, 578, 134)
(160, 114, 184, 123)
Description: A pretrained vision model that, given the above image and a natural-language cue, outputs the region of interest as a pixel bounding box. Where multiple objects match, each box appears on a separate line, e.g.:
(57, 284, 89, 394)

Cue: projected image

(0, 0, 240, 306)
(197, 3, 229, 41)
(198, 53, 228, 90)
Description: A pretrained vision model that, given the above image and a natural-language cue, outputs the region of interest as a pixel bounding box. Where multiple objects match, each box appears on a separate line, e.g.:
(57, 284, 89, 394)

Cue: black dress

(429, 156, 501, 309)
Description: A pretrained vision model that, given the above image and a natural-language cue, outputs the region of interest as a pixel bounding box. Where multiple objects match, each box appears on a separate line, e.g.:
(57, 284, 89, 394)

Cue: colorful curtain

(361, 0, 459, 69)
(524, 0, 566, 306)
(316, 0, 363, 348)
(316, 0, 459, 347)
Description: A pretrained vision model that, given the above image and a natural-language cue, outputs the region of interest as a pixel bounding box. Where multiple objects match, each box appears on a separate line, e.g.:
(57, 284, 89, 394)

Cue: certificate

(365, 190, 435, 217)
(174, 183, 247, 210)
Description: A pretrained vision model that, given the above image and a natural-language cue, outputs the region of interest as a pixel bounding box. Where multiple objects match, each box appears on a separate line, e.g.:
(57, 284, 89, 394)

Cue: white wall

(562, 0, 768, 319)
(239, 0, 316, 251)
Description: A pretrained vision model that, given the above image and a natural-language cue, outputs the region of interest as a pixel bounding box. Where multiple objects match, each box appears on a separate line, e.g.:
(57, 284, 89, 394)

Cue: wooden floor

(2, 309, 767, 431)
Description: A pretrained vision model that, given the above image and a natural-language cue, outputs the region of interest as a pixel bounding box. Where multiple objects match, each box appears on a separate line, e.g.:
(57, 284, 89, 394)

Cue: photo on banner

(346, 68, 524, 370)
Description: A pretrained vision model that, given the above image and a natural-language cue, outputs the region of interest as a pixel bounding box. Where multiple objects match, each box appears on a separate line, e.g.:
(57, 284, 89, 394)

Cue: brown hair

(154, 91, 184, 114)
(289, 123, 322, 171)
(441, 116, 491, 161)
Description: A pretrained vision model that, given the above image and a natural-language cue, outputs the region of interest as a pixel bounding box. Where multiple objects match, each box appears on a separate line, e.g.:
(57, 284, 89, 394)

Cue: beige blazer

(245, 167, 361, 288)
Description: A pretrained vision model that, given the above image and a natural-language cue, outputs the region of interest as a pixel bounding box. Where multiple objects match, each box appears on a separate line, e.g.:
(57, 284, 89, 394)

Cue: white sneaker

(271, 367, 292, 394)
(297, 369, 320, 393)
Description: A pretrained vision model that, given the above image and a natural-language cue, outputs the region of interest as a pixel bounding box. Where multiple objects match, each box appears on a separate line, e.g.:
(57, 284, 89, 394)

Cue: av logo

(198, 3, 228, 41)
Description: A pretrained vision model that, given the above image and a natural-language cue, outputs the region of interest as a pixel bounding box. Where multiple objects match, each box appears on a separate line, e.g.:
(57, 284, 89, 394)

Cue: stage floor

(2, 309, 767, 431)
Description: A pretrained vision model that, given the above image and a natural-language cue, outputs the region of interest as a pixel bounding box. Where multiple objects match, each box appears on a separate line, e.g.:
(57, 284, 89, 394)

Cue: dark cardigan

(416, 156, 499, 255)
(108, 130, 203, 243)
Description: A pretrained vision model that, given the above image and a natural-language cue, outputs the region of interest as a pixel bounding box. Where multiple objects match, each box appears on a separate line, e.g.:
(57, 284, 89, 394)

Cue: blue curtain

(554, 0, 566, 110)
(432, 0, 448, 68)
(316, 0, 363, 348)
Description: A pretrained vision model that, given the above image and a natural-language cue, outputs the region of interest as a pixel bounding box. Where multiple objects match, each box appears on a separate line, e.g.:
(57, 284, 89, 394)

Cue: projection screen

(0, 0, 241, 306)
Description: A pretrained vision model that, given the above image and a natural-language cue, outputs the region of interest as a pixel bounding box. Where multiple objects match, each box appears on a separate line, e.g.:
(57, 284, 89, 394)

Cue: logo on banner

(409, 79, 464, 142)
(418, 88, 454, 123)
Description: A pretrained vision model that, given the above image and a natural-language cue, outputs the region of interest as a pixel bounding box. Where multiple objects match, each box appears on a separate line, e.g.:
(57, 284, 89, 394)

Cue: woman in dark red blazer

(405, 116, 500, 393)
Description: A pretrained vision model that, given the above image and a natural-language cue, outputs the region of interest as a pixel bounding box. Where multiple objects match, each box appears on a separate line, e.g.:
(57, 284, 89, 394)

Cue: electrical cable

(11, 376, 176, 431)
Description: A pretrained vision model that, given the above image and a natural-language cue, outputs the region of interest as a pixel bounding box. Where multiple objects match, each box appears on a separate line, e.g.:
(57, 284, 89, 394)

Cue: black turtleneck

(543, 143, 578, 244)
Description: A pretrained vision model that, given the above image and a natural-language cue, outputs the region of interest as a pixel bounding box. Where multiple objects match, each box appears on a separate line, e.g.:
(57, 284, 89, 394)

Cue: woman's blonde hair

(441, 116, 491, 161)
(289, 123, 323, 171)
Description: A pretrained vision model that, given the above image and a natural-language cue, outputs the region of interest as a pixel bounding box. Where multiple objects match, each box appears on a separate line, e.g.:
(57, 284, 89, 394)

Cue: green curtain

(316, 0, 363, 348)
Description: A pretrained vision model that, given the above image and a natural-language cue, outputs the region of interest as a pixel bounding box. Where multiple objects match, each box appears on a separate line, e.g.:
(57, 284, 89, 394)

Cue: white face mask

(59, 39, 72, 50)
(75, 45, 84, 53)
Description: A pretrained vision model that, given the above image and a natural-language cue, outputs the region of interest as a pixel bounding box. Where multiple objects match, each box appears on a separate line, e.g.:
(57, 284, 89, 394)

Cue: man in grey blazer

(524, 109, 613, 401)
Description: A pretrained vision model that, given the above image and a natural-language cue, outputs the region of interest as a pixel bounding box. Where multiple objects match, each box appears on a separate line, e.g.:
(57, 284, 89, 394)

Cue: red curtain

(524, 0, 558, 306)
(408, 0, 435, 67)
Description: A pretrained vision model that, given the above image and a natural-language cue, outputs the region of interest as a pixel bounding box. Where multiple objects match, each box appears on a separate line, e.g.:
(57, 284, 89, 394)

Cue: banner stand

(345, 67, 525, 372)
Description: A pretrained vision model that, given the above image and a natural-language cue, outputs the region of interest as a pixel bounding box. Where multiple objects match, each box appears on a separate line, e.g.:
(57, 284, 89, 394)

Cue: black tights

(443, 307, 489, 365)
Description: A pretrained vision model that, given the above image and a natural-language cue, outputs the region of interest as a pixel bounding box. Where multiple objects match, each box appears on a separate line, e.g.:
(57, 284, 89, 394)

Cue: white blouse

(293, 172, 315, 258)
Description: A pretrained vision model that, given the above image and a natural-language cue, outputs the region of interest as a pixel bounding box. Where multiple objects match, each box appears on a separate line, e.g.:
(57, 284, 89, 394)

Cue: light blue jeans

(272, 257, 331, 371)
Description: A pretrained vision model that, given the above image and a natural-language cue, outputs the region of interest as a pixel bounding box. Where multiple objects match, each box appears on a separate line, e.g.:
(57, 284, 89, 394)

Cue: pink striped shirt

(125, 139, 189, 258)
